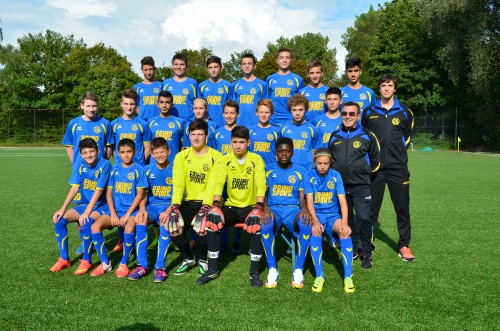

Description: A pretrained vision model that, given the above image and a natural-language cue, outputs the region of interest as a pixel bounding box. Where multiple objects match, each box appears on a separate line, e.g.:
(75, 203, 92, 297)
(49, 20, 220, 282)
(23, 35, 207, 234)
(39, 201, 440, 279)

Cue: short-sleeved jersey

(108, 163, 148, 214)
(299, 85, 329, 122)
(313, 113, 343, 148)
(266, 72, 305, 124)
(172, 147, 225, 205)
(183, 120, 218, 148)
(161, 77, 198, 121)
(70, 157, 111, 206)
(248, 125, 279, 165)
(198, 79, 233, 127)
(144, 162, 174, 206)
(111, 116, 151, 166)
(134, 81, 162, 121)
(340, 85, 376, 113)
(265, 162, 306, 207)
(208, 126, 233, 155)
(303, 168, 345, 214)
(279, 121, 321, 169)
(62, 116, 114, 167)
(148, 116, 186, 162)
(232, 77, 268, 127)
(216, 152, 266, 208)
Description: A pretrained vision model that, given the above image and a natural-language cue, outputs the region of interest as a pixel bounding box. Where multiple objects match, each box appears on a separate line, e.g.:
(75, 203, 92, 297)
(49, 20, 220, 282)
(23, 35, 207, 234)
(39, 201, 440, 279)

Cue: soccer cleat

(174, 259, 196, 276)
(353, 249, 363, 260)
(344, 276, 355, 294)
(154, 269, 168, 283)
(75, 242, 84, 256)
(292, 269, 304, 289)
(50, 258, 71, 272)
(198, 260, 208, 276)
(196, 269, 219, 285)
(249, 272, 263, 288)
(74, 259, 92, 275)
(312, 277, 325, 293)
(398, 246, 415, 262)
(362, 256, 373, 269)
(265, 268, 280, 288)
(90, 262, 112, 276)
(115, 264, 130, 278)
(128, 266, 148, 281)
(113, 239, 124, 252)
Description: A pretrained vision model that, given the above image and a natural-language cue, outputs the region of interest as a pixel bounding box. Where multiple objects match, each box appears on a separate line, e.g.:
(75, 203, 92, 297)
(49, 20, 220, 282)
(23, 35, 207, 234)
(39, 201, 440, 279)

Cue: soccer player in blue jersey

(279, 94, 321, 169)
(232, 53, 268, 127)
(208, 100, 239, 155)
(261, 137, 312, 289)
(300, 60, 329, 122)
(266, 48, 305, 124)
(134, 56, 162, 121)
(313, 87, 343, 148)
(183, 98, 219, 148)
(198, 56, 233, 127)
(249, 98, 279, 165)
(341, 58, 376, 113)
(50, 138, 111, 275)
(304, 149, 355, 293)
(162, 53, 198, 121)
(90, 139, 148, 277)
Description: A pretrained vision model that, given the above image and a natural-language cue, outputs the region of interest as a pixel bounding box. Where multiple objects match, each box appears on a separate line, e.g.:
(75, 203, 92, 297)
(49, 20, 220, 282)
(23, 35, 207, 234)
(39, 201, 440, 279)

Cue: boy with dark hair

(300, 60, 329, 122)
(313, 87, 343, 148)
(134, 56, 162, 121)
(248, 98, 280, 165)
(341, 57, 375, 113)
(208, 100, 239, 155)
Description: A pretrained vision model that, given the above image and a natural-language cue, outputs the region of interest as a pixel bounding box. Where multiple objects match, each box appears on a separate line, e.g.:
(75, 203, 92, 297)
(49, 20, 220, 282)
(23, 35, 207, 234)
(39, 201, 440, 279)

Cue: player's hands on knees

(110, 214, 121, 227)
(262, 208, 275, 226)
(167, 204, 184, 234)
(299, 208, 312, 225)
(338, 224, 351, 238)
(312, 221, 324, 237)
(191, 204, 210, 235)
(136, 209, 148, 224)
(206, 201, 224, 232)
(78, 213, 90, 226)
(244, 202, 264, 234)
(53, 209, 65, 223)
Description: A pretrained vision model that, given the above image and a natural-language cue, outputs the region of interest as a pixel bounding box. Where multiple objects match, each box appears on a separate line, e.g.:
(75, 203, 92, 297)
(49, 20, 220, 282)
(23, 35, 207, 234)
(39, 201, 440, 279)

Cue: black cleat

(249, 272, 263, 288)
(196, 269, 219, 285)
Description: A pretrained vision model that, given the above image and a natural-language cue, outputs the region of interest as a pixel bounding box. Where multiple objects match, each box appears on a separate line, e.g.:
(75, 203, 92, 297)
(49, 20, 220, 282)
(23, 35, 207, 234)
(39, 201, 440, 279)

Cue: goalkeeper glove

(206, 201, 225, 232)
(243, 202, 263, 234)
(167, 204, 184, 233)
(192, 204, 210, 235)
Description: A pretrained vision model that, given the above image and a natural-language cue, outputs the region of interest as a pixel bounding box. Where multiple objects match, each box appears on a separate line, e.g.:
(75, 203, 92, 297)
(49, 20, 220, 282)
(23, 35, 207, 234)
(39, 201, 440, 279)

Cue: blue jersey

(303, 168, 345, 215)
(279, 121, 321, 169)
(183, 120, 218, 148)
(265, 162, 306, 207)
(198, 79, 233, 127)
(108, 163, 148, 214)
(232, 77, 268, 127)
(208, 126, 233, 155)
(111, 116, 151, 166)
(161, 77, 198, 121)
(248, 125, 279, 165)
(299, 85, 328, 122)
(134, 81, 162, 121)
(266, 72, 304, 124)
(144, 162, 174, 206)
(70, 157, 111, 206)
(62, 116, 114, 167)
(148, 116, 186, 162)
(313, 113, 343, 148)
(340, 85, 376, 113)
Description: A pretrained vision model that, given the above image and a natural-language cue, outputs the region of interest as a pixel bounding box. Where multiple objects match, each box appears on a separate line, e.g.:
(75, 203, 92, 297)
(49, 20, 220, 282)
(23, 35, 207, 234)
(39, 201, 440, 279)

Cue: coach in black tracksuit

(361, 74, 415, 262)
(329, 101, 380, 267)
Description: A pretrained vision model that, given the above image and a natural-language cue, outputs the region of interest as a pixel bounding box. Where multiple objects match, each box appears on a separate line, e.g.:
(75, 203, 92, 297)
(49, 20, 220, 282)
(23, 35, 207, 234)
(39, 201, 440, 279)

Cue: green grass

(0, 148, 499, 330)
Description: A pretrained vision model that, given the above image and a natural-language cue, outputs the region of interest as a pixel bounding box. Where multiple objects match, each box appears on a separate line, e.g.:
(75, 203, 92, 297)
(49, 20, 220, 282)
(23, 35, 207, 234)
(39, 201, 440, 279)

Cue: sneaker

(398, 246, 415, 262)
(128, 266, 148, 281)
(249, 272, 263, 288)
(154, 269, 168, 283)
(198, 260, 208, 276)
(90, 262, 112, 276)
(115, 264, 130, 278)
(292, 269, 304, 289)
(148, 239, 159, 250)
(174, 259, 196, 276)
(312, 277, 325, 293)
(75, 242, 84, 256)
(362, 256, 373, 269)
(50, 258, 71, 272)
(344, 276, 355, 294)
(74, 259, 92, 275)
(113, 239, 124, 252)
(196, 269, 219, 285)
(265, 268, 280, 288)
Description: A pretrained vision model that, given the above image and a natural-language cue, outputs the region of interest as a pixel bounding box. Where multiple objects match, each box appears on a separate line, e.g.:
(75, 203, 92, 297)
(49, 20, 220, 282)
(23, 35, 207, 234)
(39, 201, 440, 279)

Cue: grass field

(0, 148, 499, 330)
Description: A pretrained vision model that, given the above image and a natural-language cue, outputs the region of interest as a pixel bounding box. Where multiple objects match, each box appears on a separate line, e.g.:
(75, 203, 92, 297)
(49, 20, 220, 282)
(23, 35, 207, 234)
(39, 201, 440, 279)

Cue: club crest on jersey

(166, 177, 172, 185)
(267, 134, 274, 141)
(246, 166, 252, 174)
(327, 181, 335, 189)
(183, 88, 189, 95)
(127, 172, 135, 180)
(154, 88, 160, 93)
(288, 175, 296, 184)
(320, 93, 326, 100)
(94, 126, 101, 134)
(168, 122, 175, 128)
(360, 93, 367, 100)
(353, 141, 361, 148)
(392, 118, 400, 125)
(131, 124, 138, 131)
(301, 132, 308, 139)
(250, 88, 256, 95)
(287, 80, 294, 86)
(94, 170, 100, 178)
(217, 88, 224, 94)
(203, 164, 209, 171)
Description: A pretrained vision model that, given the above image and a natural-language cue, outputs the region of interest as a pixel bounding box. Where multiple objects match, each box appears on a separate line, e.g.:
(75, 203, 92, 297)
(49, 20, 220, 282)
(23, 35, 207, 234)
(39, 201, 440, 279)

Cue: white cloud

(47, 0, 117, 19)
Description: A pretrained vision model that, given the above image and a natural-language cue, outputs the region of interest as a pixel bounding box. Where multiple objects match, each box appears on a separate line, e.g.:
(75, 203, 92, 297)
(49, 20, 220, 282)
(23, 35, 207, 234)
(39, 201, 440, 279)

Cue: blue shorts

(316, 212, 341, 243)
(102, 208, 139, 218)
(269, 205, 301, 237)
(73, 204, 108, 217)
(146, 204, 169, 225)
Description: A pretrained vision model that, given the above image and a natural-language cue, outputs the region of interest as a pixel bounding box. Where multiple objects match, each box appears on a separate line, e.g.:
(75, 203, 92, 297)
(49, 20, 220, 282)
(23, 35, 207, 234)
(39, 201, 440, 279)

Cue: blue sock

(155, 225, 171, 270)
(135, 225, 148, 268)
(54, 217, 69, 260)
(78, 224, 84, 243)
(260, 222, 276, 269)
(118, 227, 124, 241)
(81, 218, 94, 262)
(120, 232, 135, 265)
(295, 221, 312, 270)
(92, 231, 109, 264)
(340, 237, 353, 278)
(310, 235, 324, 278)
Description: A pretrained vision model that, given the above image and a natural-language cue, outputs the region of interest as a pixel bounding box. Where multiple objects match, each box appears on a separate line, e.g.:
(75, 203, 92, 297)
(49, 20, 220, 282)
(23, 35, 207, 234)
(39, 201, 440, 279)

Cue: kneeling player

(304, 149, 354, 293)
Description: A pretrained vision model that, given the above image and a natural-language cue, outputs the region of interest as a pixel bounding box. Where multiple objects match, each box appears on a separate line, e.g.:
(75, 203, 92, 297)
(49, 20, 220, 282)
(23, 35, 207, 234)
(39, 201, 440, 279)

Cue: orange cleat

(74, 260, 92, 275)
(50, 258, 71, 272)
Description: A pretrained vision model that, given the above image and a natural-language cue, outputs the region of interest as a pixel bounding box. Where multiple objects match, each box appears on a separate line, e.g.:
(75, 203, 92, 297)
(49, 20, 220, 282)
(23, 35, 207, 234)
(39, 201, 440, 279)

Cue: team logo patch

(392, 118, 400, 125)
(353, 141, 361, 148)
(327, 181, 335, 189)
(127, 172, 135, 180)
(166, 177, 172, 185)
(246, 166, 252, 174)
(320, 93, 326, 100)
(217, 88, 224, 94)
(287, 79, 294, 86)
(203, 164, 209, 171)
(131, 124, 138, 131)
(302, 234, 310, 240)
(250, 88, 256, 95)
(183, 88, 189, 95)
(301, 132, 308, 139)
(94, 126, 101, 134)
(94, 170, 100, 178)
(288, 175, 296, 184)
(370, 115, 379, 119)
(267, 134, 274, 141)
(168, 122, 175, 128)
(360, 93, 367, 100)
(153, 88, 160, 93)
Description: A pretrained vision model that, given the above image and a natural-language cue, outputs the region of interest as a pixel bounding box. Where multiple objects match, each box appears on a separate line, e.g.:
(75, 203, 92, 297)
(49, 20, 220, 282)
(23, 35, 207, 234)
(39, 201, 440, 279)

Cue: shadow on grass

(115, 323, 160, 331)
(375, 226, 399, 253)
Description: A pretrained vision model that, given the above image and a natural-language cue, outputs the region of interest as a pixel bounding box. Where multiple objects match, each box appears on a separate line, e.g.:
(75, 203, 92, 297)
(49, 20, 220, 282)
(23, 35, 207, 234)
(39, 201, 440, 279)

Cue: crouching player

(90, 138, 148, 277)
(131, 137, 174, 282)
(50, 138, 111, 274)
(304, 149, 354, 293)
(261, 137, 312, 288)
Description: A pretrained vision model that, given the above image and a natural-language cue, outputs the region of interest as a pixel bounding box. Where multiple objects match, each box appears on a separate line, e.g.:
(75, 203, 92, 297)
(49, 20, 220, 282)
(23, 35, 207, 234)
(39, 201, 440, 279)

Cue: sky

(0, 0, 382, 76)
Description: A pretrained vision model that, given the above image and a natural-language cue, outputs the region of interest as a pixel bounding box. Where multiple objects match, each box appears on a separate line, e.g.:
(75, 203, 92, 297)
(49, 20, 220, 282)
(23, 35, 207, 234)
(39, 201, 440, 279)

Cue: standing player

(266, 48, 304, 124)
(313, 87, 343, 149)
(361, 74, 415, 262)
(50, 138, 111, 275)
(300, 60, 329, 122)
(232, 53, 268, 127)
(341, 58, 375, 113)
(248, 98, 280, 165)
(198, 56, 233, 127)
(134, 56, 162, 121)
(183, 98, 218, 148)
(161, 53, 198, 121)
(208, 100, 239, 155)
